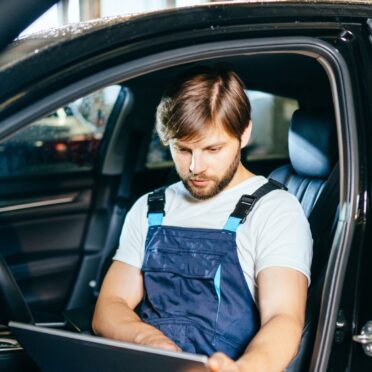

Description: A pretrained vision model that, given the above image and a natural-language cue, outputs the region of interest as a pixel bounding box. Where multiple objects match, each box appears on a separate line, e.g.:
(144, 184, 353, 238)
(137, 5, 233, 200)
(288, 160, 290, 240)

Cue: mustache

(185, 174, 215, 182)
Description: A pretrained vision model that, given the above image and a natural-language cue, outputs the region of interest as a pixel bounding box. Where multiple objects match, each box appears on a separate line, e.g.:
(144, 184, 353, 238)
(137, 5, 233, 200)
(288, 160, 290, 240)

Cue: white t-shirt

(113, 175, 313, 303)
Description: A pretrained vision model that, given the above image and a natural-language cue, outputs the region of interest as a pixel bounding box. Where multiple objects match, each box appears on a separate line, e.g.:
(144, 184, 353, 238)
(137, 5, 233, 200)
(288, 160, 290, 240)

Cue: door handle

(353, 321, 372, 356)
(0, 193, 78, 213)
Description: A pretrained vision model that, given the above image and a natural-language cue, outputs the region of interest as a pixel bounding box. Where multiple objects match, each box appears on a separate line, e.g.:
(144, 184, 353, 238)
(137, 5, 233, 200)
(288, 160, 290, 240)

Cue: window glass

(146, 134, 173, 169)
(246, 91, 299, 160)
(0, 85, 121, 177)
(146, 91, 298, 168)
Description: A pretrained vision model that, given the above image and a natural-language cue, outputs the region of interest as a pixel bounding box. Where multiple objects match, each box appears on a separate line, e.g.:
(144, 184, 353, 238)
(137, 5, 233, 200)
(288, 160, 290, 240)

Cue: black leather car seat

(270, 109, 338, 217)
(269, 109, 339, 371)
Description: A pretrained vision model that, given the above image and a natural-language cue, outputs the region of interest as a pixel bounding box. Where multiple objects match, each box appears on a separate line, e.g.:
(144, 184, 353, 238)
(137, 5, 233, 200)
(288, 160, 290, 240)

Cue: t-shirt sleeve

(254, 191, 313, 285)
(112, 194, 148, 268)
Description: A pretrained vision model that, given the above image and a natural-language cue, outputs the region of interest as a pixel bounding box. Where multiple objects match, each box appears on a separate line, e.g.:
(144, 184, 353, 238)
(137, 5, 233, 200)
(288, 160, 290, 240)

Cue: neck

(226, 163, 255, 190)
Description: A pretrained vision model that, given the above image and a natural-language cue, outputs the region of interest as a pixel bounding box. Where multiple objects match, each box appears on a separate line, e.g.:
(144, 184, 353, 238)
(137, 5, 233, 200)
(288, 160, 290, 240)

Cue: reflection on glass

(0, 85, 121, 177)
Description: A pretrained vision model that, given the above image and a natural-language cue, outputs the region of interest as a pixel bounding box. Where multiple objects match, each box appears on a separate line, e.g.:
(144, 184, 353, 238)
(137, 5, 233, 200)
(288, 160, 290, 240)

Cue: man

(93, 66, 312, 372)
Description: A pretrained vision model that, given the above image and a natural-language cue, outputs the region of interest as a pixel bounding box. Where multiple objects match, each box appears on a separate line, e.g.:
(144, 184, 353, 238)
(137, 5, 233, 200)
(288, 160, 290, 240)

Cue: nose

(189, 152, 206, 175)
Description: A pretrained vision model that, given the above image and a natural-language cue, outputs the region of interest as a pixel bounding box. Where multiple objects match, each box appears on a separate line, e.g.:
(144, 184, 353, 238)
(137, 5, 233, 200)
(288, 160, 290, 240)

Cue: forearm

(92, 297, 164, 344)
(237, 314, 303, 372)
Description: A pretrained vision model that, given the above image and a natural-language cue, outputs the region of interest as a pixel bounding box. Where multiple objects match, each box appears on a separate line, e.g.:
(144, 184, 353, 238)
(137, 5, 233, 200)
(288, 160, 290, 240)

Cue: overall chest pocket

(141, 248, 225, 324)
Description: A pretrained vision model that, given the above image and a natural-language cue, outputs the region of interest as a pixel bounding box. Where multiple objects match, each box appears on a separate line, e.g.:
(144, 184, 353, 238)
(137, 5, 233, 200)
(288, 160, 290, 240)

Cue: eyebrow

(175, 141, 227, 150)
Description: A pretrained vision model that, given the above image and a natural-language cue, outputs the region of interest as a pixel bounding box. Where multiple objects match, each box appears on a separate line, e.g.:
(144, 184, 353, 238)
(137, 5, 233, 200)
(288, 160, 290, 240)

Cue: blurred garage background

(23, 0, 221, 35)
(14, 0, 294, 175)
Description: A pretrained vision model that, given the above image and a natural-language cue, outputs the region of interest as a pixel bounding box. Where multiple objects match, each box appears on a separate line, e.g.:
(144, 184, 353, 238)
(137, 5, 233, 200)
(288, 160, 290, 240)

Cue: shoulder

(129, 193, 148, 214)
(249, 180, 309, 231)
(248, 176, 304, 215)
(129, 181, 184, 215)
(251, 186, 311, 238)
(258, 188, 303, 213)
(257, 190, 305, 222)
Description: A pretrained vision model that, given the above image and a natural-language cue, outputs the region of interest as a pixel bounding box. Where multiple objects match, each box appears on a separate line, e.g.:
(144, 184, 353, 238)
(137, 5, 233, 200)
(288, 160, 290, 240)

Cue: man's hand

(134, 329, 182, 352)
(93, 262, 181, 353)
(208, 353, 245, 372)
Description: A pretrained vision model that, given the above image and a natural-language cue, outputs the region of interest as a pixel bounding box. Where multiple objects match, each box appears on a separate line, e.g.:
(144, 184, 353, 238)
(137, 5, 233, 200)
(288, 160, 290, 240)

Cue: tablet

(9, 321, 209, 372)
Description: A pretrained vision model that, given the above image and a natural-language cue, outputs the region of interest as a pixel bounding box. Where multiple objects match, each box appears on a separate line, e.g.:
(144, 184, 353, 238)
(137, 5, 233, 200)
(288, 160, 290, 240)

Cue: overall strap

(224, 179, 287, 232)
(147, 186, 167, 226)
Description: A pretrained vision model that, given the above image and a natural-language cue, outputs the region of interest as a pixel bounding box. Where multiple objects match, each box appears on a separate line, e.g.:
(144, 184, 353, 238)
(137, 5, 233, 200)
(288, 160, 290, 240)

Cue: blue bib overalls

(139, 180, 284, 359)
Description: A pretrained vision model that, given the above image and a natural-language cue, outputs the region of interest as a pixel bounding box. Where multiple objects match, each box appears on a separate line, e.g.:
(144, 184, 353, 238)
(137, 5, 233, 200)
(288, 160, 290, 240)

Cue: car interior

(0, 51, 340, 371)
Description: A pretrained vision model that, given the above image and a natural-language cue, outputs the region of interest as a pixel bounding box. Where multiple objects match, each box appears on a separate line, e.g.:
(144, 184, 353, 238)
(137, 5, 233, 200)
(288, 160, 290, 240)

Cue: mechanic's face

(170, 123, 252, 200)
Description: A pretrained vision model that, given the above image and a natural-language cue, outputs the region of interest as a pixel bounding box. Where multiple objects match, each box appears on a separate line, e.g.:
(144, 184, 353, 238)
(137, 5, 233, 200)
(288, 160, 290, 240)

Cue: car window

(246, 90, 298, 161)
(146, 90, 299, 168)
(0, 85, 121, 177)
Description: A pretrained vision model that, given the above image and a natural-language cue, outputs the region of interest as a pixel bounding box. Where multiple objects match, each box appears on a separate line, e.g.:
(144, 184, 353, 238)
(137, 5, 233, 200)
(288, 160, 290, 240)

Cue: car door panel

(0, 84, 124, 317)
(0, 174, 94, 315)
(0, 214, 88, 256)
(0, 212, 88, 315)
(11, 254, 80, 314)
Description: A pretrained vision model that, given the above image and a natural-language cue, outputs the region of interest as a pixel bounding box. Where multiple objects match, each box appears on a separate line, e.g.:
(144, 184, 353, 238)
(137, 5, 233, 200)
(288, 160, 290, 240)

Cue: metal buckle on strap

(147, 192, 166, 216)
(231, 194, 257, 223)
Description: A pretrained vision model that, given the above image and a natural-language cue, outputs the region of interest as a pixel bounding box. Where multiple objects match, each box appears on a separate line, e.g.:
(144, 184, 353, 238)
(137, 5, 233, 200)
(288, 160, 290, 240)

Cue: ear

(240, 121, 252, 148)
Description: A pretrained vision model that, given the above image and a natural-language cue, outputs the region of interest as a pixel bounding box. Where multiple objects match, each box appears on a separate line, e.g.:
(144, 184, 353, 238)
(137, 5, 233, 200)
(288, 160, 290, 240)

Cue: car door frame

(0, 35, 359, 371)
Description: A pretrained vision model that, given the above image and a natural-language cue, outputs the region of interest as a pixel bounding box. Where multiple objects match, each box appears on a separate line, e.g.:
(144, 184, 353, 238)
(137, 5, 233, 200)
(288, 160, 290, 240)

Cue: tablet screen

(9, 321, 209, 372)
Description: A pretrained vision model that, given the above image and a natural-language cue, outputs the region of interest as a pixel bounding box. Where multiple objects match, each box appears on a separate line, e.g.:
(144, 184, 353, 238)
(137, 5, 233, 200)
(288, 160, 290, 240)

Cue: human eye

(208, 146, 222, 153)
(176, 146, 190, 153)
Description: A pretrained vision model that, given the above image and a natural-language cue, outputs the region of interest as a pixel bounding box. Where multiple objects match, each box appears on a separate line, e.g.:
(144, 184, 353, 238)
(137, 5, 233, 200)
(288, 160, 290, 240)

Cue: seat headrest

(289, 109, 337, 178)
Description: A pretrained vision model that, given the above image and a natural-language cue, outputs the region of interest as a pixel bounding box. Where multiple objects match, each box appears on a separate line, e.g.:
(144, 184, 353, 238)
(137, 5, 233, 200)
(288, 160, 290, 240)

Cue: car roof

(0, 1, 370, 119)
(1, 0, 371, 71)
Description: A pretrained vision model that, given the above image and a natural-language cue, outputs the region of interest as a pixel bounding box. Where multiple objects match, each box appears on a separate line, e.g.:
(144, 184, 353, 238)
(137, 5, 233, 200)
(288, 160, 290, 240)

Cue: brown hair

(156, 65, 251, 144)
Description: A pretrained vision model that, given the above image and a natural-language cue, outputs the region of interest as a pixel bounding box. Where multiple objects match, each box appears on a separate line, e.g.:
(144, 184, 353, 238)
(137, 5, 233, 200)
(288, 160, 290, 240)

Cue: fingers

(134, 329, 182, 352)
(208, 353, 236, 372)
(154, 340, 182, 352)
(140, 334, 182, 352)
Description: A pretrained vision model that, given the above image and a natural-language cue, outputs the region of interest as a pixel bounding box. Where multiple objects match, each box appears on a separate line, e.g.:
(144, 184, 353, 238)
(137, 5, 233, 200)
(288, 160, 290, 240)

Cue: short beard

(180, 149, 241, 200)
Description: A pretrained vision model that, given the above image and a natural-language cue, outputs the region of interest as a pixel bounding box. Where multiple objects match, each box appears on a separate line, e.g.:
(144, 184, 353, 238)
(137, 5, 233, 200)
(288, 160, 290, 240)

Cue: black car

(0, 1, 371, 371)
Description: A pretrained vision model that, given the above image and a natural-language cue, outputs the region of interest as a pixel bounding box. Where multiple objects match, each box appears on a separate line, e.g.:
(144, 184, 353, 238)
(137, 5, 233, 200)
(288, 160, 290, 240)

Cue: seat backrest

(270, 109, 338, 217)
(269, 109, 339, 371)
